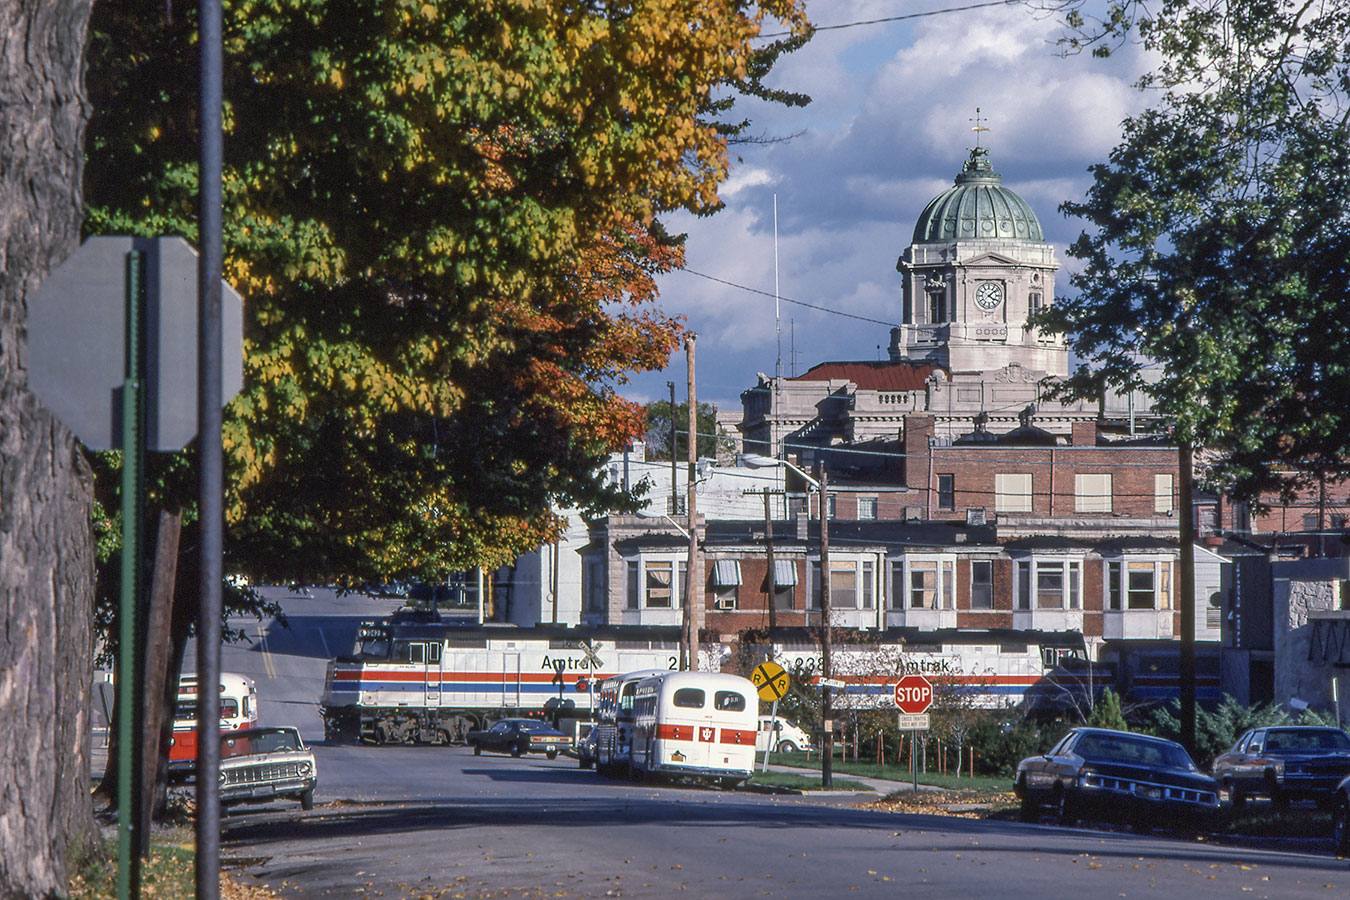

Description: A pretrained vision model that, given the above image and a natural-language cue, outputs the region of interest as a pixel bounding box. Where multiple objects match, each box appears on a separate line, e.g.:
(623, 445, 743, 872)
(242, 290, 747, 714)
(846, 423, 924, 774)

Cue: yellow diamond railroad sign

(750, 660, 791, 702)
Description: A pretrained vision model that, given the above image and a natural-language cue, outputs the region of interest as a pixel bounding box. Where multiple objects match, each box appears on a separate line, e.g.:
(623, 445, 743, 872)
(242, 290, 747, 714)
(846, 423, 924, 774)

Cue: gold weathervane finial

(970, 107, 989, 146)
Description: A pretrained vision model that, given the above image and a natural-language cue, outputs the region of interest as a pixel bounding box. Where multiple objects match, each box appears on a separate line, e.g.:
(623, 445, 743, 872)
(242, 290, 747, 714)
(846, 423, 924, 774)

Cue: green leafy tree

(643, 400, 729, 461)
(1086, 687, 1128, 732)
(1042, 0, 1350, 503)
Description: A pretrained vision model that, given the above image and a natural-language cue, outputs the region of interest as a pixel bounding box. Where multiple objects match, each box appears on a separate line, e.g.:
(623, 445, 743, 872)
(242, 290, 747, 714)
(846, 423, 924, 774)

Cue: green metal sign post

(116, 250, 147, 900)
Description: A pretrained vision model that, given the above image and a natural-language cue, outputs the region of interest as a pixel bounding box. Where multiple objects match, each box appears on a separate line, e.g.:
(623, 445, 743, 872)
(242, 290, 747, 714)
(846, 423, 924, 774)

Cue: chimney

(1071, 420, 1099, 446)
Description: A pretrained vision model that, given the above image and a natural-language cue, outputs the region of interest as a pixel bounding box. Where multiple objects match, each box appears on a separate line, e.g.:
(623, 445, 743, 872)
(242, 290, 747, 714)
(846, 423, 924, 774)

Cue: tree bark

(0, 0, 97, 895)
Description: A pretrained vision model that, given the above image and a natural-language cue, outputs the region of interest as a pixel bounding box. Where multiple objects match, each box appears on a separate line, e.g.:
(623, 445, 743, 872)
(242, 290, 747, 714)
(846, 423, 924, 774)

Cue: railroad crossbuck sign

(893, 674, 933, 714)
(750, 661, 791, 702)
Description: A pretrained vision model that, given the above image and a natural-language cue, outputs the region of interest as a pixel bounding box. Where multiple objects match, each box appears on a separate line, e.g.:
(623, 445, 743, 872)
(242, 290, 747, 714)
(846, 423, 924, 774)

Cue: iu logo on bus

(699, 726, 715, 742)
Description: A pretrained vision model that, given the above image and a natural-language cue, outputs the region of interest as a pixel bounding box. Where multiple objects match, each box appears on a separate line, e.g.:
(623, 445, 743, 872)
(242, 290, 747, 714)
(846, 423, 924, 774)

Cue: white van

(757, 716, 812, 753)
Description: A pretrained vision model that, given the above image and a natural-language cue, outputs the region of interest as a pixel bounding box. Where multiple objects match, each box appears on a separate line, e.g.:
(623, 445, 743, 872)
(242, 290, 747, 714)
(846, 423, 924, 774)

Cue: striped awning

(712, 560, 742, 587)
(773, 559, 798, 587)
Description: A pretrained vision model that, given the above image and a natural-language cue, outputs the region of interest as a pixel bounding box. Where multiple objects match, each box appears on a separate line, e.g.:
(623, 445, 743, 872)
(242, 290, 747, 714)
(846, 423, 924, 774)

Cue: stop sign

(893, 674, 933, 713)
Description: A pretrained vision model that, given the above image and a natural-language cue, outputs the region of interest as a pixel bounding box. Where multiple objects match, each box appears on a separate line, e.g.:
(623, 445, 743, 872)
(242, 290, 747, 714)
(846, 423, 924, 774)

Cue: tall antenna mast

(773, 193, 782, 457)
(774, 193, 782, 382)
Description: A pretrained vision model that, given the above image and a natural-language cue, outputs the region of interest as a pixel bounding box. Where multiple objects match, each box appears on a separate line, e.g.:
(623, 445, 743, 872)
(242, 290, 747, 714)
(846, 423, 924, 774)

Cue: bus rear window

(714, 691, 746, 712)
(672, 688, 705, 708)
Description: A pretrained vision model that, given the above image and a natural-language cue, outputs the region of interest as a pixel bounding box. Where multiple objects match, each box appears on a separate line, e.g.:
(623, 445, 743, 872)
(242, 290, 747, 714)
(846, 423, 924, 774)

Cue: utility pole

(668, 381, 678, 515)
(819, 467, 833, 789)
(682, 336, 700, 671)
(1179, 440, 1196, 758)
(764, 491, 777, 631)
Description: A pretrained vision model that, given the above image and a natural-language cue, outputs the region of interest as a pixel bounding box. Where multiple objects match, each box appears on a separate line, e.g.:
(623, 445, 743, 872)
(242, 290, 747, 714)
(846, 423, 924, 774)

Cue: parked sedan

(1333, 775, 1350, 855)
(466, 718, 572, 759)
(1211, 726, 1350, 809)
(220, 726, 317, 810)
(1015, 727, 1220, 830)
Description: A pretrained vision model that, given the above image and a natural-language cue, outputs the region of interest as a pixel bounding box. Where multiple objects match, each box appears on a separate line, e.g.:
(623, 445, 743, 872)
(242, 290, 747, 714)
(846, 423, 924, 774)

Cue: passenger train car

(320, 617, 1102, 744)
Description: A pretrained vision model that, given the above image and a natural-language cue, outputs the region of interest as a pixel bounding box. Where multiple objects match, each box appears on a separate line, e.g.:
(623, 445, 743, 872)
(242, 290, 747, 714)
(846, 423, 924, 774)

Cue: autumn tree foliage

(85, 0, 809, 584)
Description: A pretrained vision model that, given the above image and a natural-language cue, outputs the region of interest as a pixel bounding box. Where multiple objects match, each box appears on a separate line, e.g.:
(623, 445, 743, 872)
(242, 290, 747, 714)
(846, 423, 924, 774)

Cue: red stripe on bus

(719, 728, 756, 746)
(657, 723, 694, 741)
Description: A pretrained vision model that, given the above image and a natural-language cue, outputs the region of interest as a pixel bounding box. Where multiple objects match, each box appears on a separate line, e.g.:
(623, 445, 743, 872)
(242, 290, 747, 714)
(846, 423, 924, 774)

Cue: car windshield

(1075, 733, 1194, 770)
(221, 729, 300, 759)
(1265, 729, 1350, 751)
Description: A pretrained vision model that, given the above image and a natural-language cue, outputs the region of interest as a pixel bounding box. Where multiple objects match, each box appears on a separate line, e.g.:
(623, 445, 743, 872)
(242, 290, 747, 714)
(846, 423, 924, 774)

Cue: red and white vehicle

(168, 672, 258, 776)
(628, 671, 757, 788)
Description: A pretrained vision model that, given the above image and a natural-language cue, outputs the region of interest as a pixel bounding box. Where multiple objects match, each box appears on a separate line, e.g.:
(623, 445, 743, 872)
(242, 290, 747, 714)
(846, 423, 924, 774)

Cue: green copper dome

(911, 147, 1044, 243)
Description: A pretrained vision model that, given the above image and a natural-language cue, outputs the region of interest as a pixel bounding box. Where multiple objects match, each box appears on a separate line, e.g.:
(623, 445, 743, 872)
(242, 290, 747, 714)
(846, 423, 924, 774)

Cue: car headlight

(299, 762, 312, 775)
(218, 772, 226, 786)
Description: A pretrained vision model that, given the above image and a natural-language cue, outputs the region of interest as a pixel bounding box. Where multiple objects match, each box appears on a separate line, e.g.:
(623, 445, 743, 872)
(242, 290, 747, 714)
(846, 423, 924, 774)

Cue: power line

(681, 268, 898, 328)
(760, 0, 1025, 38)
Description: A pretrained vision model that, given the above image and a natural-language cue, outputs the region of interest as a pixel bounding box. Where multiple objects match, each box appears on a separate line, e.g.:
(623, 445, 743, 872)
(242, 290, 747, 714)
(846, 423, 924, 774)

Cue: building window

(1154, 474, 1174, 513)
(1015, 559, 1082, 610)
(970, 560, 993, 609)
(928, 288, 946, 323)
(626, 561, 640, 610)
(810, 560, 861, 609)
(588, 561, 606, 612)
(826, 494, 837, 520)
(1106, 559, 1173, 610)
(890, 557, 957, 610)
(857, 497, 878, 520)
(711, 560, 741, 610)
(1028, 291, 1043, 317)
(937, 474, 955, 510)
(772, 559, 797, 609)
(909, 561, 937, 608)
(1075, 473, 1113, 513)
(995, 473, 1033, 513)
(862, 561, 875, 609)
(645, 561, 674, 608)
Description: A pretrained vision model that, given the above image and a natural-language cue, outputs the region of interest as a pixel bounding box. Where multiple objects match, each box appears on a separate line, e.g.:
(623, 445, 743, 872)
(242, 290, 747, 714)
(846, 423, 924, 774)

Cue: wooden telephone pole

(682, 335, 700, 670)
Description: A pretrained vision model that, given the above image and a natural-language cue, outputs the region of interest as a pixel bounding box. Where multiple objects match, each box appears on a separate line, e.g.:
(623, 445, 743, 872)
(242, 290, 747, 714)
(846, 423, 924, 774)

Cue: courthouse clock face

(974, 281, 1004, 311)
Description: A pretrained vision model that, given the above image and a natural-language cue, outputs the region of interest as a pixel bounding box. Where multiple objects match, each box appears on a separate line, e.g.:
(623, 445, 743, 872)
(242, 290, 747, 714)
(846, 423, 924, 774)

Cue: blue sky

(622, 0, 1157, 412)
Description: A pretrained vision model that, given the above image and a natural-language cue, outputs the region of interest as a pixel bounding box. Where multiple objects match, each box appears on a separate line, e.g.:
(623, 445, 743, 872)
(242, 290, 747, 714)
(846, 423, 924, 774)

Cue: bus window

(714, 691, 746, 712)
(220, 699, 239, 719)
(620, 683, 639, 712)
(673, 688, 705, 709)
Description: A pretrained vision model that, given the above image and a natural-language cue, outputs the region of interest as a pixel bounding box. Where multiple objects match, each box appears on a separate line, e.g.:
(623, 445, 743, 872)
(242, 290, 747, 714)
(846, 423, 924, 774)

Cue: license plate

(1134, 785, 1162, 799)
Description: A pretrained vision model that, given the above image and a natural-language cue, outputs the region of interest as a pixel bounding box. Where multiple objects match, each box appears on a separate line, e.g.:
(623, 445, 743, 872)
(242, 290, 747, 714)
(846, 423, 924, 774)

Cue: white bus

(591, 669, 667, 776)
(629, 671, 757, 788)
(169, 672, 258, 776)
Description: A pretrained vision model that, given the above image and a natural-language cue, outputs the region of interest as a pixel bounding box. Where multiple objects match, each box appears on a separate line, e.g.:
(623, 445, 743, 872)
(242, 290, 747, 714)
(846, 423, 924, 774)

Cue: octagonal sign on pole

(26, 235, 243, 450)
(893, 674, 933, 714)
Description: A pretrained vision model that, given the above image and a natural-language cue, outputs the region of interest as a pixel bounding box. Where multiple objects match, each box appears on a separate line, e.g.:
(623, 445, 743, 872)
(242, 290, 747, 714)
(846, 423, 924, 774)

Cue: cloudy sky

(622, 0, 1157, 412)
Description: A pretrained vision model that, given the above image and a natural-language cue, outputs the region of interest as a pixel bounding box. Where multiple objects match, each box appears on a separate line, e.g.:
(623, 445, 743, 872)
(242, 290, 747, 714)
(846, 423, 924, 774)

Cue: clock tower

(890, 146, 1064, 376)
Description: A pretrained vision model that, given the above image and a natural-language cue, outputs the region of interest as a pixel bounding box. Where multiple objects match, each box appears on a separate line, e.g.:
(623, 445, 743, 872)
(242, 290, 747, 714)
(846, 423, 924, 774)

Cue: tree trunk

(0, 0, 97, 895)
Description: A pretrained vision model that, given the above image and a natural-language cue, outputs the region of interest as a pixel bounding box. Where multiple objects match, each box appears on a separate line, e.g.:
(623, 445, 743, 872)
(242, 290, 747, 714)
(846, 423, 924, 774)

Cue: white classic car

(220, 726, 317, 810)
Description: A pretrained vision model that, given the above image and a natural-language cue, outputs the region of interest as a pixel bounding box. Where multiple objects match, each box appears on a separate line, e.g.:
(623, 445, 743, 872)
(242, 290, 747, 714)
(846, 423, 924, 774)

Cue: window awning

(712, 560, 742, 587)
(773, 559, 798, 587)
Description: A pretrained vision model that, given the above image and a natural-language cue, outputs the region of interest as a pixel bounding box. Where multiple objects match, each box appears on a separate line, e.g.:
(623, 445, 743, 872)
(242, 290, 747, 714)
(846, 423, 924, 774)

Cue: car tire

(1224, 780, 1245, 811)
(1055, 787, 1078, 827)
(776, 741, 799, 754)
(1016, 776, 1038, 823)
(300, 789, 314, 811)
(472, 742, 482, 756)
(580, 756, 594, 770)
(547, 750, 558, 760)
(511, 739, 525, 757)
(1333, 798, 1350, 856)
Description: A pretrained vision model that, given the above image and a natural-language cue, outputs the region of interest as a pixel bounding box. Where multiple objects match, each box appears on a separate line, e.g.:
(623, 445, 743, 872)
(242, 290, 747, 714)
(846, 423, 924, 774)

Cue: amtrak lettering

(538, 655, 593, 671)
